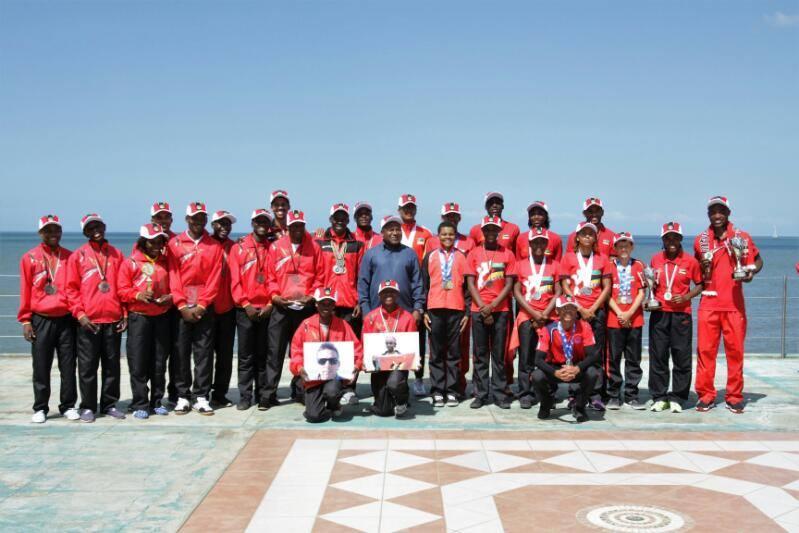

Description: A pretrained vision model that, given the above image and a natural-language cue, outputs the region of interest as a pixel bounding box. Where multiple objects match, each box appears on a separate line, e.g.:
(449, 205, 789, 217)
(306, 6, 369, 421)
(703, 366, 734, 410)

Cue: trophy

(729, 236, 748, 280)
(642, 267, 661, 311)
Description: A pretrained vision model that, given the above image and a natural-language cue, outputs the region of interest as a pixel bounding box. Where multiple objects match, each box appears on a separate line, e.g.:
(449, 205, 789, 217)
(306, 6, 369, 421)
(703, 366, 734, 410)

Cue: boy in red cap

(515, 201, 562, 261)
(65, 213, 127, 422)
(531, 296, 600, 423)
(18, 215, 79, 424)
(648, 222, 703, 413)
(315, 203, 365, 406)
(269, 190, 291, 241)
(605, 232, 646, 410)
(465, 216, 517, 409)
(168, 202, 224, 416)
(353, 202, 382, 250)
(362, 280, 418, 417)
(565, 197, 616, 258)
(290, 288, 363, 423)
(118, 223, 173, 419)
(150, 202, 178, 241)
(209, 210, 237, 407)
(265, 209, 324, 408)
(693, 196, 762, 413)
(229, 209, 274, 410)
(468, 192, 520, 249)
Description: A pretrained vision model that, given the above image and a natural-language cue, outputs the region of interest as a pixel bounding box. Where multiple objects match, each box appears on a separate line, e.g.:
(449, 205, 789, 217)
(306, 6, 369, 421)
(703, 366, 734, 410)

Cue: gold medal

(442, 280, 454, 290)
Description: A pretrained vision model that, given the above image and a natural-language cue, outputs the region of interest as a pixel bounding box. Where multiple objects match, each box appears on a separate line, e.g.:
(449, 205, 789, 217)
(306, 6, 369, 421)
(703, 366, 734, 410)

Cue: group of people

(18, 191, 762, 424)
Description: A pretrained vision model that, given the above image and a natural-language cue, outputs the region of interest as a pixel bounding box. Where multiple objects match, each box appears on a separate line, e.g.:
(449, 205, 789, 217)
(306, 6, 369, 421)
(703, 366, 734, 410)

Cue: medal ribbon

(615, 260, 631, 300)
(401, 225, 416, 247)
(528, 256, 546, 298)
(379, 308, 400, 333)
(439, 249, 454, 287)
(576, 252, 594, 292)
(330, 239, 347, 272)
(90, 244, 110, 281)
(664, 262, 679, 296)
(44, 247, 62, 284)
(557, 322, 577, 366)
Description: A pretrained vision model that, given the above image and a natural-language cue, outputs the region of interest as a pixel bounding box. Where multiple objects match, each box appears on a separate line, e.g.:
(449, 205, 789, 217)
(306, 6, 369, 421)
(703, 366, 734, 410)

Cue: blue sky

(1, 1, 797, 236)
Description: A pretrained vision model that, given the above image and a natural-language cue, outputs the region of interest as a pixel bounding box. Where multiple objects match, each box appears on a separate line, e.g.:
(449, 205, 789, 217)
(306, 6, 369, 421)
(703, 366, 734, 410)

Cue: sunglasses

(318, 358, 339, 365)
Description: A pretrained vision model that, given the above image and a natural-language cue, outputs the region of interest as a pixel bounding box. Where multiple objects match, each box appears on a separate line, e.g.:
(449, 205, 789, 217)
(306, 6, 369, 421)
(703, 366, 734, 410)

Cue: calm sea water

(1, 232, 797, 355)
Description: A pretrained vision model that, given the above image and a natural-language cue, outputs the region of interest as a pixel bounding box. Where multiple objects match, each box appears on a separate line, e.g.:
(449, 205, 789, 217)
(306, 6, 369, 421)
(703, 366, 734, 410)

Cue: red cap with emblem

(527, 228, 550, 241)
(251, 208, 273, 221)
(378, 279, 401, 294)
(38, 214, 61, 230)
(527, 200, 549, 213)
(582, 197, 603, 211)
(576, 221, 598, 234)
(398, 194, 417, 207)
(186, 202, 207, 216)
(150, 202, 171, 216)
(556, 295, 580, 309)
(140, 223, 167, 240)
(212, 210, 237, 224)
(441, 202, 461, 215)
(484, 192, 504, 204)
(313, 287, 338, 303)
(330, 203, 349, 216)
(661, 222, 682, 237)
(707, 195, 730, 210)
(287, 210, 306, 226)
(270, 190, 289, 203)
(80, 213, 104, 230)
(481, 215, 502, 229)
(613, 232, 634, 245)
(354, 201, 372, 214)
(380, 215, 402, 229)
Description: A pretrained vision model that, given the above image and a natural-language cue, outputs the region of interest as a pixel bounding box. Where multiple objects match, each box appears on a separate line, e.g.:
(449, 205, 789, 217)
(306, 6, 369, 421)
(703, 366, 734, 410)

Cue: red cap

(707, 195, 731, 210)
(80, 213, 104, 230)
(576, 221, 598, 234)
(140, 223, 167, 240)
(398, 194, 417, 207)
(378, 280, 401, 294)
(582, 197, 603, 211)
(380, 215, 402, 229)
(556, 295, 580, 309)
(441, 202, 461, 215)
(613, 232, 634, 245)
(481, 215, 502, 229)
(354, 201, 372, 214)
(251, 208, 273, 221)
(287, 210, 306, 226)
(527, 228, 550, 242)
(186, 202, 207, 216)
(270, 190, 289, 203)
(330, 203, 350, 216)
(484, 192, 504, 204)
(38, 214, 61, 231)
(150, 202, 171, 216)
(212, 210, 237, 224)
(313, 287, 338, 303)
(527, 201, 549, 213)
(661, 222, 683, 237)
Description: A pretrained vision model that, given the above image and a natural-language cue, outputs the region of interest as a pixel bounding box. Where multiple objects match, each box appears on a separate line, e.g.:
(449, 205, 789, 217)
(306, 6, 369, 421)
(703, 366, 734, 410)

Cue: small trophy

(642, 267, 661, 311)
(729, 236, 748, 280)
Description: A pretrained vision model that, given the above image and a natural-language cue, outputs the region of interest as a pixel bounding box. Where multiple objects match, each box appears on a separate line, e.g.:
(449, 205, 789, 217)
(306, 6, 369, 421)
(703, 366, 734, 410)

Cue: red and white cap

(481, 215, 502, 229)
(707, 195, 730, 210)
(527, 200, 549, 213)
(150, 201, 172, 216)
(661, 222, 683, 237)
(555, 295, 580, 309)
(251, 208, 273, 221)
(613, 232, 634, 245)
(398, 194, 417, 207)
(38, 214, 61, 230)
(380, 214, 402, 229)
(186, 202, 207, 216)
(576, 221, 598, 234)
(270, 190, 289, 203)
(441, 202, 461, 215)
(354, 201, 372, 214)
(527, 228, 550, 241)
(287, 210, 306, 226)
(80, 213, 104, 230)
(484, 191, 504, 204)
(582, 197, 603, 211)
(140, 223, 168, 240)
(313, 287, 338, 303)
(378, 279, 401, 294)
(212, 210, 237, 224)
(330, 203, 349, 216)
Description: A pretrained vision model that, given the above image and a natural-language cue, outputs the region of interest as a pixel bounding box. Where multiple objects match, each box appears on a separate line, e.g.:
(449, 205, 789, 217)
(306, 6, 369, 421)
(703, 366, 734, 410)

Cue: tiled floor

(182, 431, 799, 532)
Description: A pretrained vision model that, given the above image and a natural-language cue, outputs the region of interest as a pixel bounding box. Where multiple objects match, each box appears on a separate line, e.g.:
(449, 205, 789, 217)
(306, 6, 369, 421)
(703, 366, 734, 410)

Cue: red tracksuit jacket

(401, 223, 433, 263)
(267, 233, 324, 300)
(229, 234, 272, 308)
(355, 227, 381, 251)
(213, 237, 235, 314)
(168, 230, 224, 310)
(289, 314, 364, 389)
(65, 241, 125, 323)
(18, 244, 72, 323)
(117, 249, 171, 317)
(362, 306, 418, 335)
(315, 229, 364, 309)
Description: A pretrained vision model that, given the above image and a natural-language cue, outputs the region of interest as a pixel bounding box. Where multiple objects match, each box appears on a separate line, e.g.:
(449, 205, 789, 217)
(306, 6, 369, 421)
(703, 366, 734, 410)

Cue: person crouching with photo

(362, 280, 419, 418)
(289, 288, 362, 423)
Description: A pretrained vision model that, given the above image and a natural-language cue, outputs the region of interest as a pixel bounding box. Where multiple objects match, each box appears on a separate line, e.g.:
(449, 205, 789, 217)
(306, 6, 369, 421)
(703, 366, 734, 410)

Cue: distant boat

(773, 225, 779, 239)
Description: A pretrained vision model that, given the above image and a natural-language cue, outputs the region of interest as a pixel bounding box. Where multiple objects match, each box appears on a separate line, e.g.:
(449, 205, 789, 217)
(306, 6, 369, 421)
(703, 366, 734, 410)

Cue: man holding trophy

(692, 196, 763, 414)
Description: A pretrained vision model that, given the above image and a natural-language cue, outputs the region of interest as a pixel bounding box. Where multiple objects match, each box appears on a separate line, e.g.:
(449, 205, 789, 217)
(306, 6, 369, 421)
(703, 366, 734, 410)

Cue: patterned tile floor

(183, 430, 799, 532)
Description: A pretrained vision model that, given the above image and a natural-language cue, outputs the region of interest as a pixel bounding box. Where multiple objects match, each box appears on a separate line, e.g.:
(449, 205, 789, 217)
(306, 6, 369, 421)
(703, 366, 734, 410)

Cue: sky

(0, 0, 797, 236)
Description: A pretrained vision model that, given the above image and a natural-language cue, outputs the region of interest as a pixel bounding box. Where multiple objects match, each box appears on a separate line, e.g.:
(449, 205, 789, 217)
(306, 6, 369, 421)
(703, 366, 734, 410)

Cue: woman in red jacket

(117, 224, 173, 419)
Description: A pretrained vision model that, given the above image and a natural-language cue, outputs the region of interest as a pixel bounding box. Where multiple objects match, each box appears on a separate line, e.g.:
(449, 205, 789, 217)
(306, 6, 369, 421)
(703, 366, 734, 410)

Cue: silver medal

(663, 291, 672, 301)
(98, 281, 110, 293)
(44, 283, 57, 295)
(703, 251, 714, 261)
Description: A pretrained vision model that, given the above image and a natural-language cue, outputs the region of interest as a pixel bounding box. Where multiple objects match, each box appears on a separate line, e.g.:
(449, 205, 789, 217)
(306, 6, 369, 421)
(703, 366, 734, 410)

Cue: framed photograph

(302, 341, 355, 381)
(363, 332, 420, 372)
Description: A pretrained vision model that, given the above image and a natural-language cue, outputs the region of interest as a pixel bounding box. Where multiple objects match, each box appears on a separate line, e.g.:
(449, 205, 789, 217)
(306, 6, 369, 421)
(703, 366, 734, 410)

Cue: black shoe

(210, 396, 233, 409)
(573, 406, 589, 423)
(537, 399, 552, 419)
(695, 399, 715, 412)
(497, 401, 511, 410)
(237, 400, 251, 411)
(257, 399, 271, 411)
(269, 396, 281, 407)
(519, 397, 534, 410)
(726, 401, 745, 414)
(470, 398, 485, 409)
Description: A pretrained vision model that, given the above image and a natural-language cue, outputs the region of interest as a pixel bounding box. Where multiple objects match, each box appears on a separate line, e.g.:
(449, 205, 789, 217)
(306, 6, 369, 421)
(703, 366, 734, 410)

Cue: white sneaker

(31, 410, 46, 424)
(64, 408, 80, 421)
(670, 401, 683, 413)
(175, 398, 191, 415)
(394, 404, 408, 418)
(650, 400, 670, 412)
(341, 391, 359, 406)
(412, 379, 427, 397)
(194, 397, 214, 416)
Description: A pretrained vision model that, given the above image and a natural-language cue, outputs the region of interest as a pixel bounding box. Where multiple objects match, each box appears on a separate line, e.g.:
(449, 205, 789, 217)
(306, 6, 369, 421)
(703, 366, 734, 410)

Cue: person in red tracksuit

(19, 215, 79, 424)
(515, 201, 563, 261)
(397, 193, 433, 396)
(509, 228, 561, 409)
(268, 189, 291, 242)
(605, 232, 646, 410)
(265, 209, 324, 408)
(315, 203, 365, 406)
(117, 223, 173, 419)
(168, 202, 224, 416)
(560, 221, 612, 411)
(424, 202, 475, 398)
(150, 201, 178, 241)
(422, 220, 471, 407)
(363, 280, 419, 417)
(353, 202, 382, 250)
(210, 210, 237, 408)
(289, 288, 363, 423)
(565, 197, 616, 258)
(229, 209, 274, 411)
(693, 196, 763, 414)
(468, 192, 521, 250)
(65, 213, 127, 423)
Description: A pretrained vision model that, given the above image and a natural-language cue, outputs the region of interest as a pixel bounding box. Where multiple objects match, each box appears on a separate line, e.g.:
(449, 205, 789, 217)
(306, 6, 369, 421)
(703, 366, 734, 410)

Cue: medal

(98, 281, 110, 293)
(576, 252, 595, 298)
(333, 262, 347, 275)
(256, 273, 265, 284)
(704, 251, 714, 262)
(443, 280, 454, 290)
(663, 291, 672, 301)
(580, 286, 593, 296)
(527, 256, 546, 303)
(662, 263, 679, 304)
(619, 296, 631, 304)
(141, 263, 155, 276)
(439, 249, 455, 291)
(42, 247, 62, 297)
(44, 283, 57, 295)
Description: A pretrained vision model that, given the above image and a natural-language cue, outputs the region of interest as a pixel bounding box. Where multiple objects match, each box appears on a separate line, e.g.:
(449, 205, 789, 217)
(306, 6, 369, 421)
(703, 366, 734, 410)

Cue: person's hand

(298, 295, 314, 306)
(313, 227, 325, 239)
(156, 294, 173, 306)
(483, 314, 495, 326)
(459, 315, 469, 333)
(423, 313, 432, 331)
(272, 296, 289, 308)
(530, 309, 544, 324)
(299, 366, 308, 381)
(671, 294, 685, 304)
(555, 367, 572, 381)
(352, 305, 361, 319)
(180, 307, 198, 323)
(194, 306, 206, 321)
(23, 323, 36, 342)
(116, 318, 128, 333)
(579, 308, 595, 321)
(479, 304, 492, 318)
(258, 304, 273, 320)
(244, 305, 260, 321)
(412, 309, 423, 324)
(136, 290, 154, 303)
(743, 271, 755, 283)
(79, 316, 100, 334)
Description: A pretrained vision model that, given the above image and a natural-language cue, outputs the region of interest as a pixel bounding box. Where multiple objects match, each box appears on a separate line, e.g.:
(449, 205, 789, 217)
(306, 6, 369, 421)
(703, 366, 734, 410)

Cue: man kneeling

(531, 296, 599, 423)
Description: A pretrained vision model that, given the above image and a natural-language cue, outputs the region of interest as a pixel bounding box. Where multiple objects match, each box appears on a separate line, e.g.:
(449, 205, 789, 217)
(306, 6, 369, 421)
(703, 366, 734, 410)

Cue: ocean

(1, 232, 797, 356)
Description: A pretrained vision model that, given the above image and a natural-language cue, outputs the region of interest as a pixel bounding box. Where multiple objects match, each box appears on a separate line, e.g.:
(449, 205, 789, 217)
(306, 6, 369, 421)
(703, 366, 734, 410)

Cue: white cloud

(765, 11, 799, 28)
